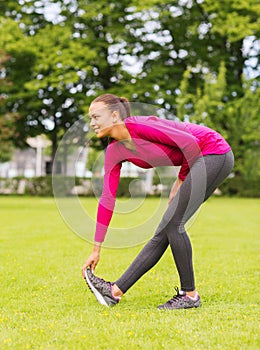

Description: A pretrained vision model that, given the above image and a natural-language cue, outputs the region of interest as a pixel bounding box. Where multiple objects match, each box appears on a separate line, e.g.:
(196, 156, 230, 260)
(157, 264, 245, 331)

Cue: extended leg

(115, 152, 234, 294)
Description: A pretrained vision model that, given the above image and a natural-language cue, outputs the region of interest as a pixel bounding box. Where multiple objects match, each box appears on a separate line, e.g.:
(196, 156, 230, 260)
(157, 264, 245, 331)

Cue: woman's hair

(91, 94, 131, 120)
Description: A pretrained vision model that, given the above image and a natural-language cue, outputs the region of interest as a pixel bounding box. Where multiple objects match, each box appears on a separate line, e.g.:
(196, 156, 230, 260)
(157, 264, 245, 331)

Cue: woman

(82, 93, 234, 309)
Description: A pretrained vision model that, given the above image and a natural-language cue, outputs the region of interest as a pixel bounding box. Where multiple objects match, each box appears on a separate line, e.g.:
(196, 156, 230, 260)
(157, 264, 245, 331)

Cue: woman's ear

(112, 110, 120, 123)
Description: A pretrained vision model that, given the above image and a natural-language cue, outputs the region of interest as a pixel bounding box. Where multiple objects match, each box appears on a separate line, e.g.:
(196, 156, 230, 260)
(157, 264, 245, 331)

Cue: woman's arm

(82, 144, 122, 272)
(95, 160, 122, 243)
(168, 178, 183, 204)
(82, 242, 101, 274)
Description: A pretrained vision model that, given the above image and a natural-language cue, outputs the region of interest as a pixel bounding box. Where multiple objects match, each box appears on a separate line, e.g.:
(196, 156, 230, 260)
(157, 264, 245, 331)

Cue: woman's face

(89, 101, 119, 137)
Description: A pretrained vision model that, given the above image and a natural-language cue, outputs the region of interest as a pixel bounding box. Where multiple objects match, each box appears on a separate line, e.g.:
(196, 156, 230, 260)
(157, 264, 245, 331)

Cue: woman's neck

(97, 123, 128, 140)
(98, 123, 136, 152)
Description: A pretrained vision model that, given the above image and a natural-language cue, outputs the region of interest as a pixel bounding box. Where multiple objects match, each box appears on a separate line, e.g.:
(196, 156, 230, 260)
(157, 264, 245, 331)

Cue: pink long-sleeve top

(95, 116, 231, 243)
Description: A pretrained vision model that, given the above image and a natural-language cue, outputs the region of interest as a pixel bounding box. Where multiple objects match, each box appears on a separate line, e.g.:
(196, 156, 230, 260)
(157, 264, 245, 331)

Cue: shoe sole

(84, 270, 109, 307)
(158, 300, 202, 310)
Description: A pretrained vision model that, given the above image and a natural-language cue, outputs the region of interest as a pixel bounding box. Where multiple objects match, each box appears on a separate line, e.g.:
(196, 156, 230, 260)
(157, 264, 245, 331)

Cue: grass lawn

(0, 196, 259, 349)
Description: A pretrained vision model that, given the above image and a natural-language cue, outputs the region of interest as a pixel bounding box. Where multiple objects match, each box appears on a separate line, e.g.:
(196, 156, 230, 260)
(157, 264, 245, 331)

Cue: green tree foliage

(0, 17, 95, 163)
(0, 1, 140, 165)
(0, 113, 16, 163)
(0, 18, 38, 150)
(0, 48, 19, 162)
(0, 0, 259, 184)
(58, 0, 141, 95)
(129, 0, 259, 107)
(222, 85, 260, 180)
(202, 0, 260, 41)
(200, 0, 260, 95)
(176, 62, 260, 180)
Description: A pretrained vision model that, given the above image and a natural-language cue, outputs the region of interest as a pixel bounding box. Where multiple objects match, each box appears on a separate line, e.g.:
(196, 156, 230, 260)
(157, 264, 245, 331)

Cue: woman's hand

(82, 243, 101, 276)
(168, 178, 183, 204)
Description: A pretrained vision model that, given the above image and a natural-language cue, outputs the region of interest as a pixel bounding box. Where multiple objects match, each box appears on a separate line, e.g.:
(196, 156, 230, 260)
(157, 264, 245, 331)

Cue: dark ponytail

(92, 94, 131, 120)
(119, 97, 131, 120)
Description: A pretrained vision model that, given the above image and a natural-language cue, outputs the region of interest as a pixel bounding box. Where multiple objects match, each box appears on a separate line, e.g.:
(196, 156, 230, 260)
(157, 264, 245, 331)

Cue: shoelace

(88, 270, 112, 293)
(168, 287, 186, 304)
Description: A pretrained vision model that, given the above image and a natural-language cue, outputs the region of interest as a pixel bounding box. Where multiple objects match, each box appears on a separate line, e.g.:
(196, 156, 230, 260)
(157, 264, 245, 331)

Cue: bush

(219, 176, 260, 197)
(117, 177, 146, 197)
(0, 176, 81, 197)
(52, 176, 81, 197)
(0, 175, 259, 197)
(0, 176, 147, 197)
(83, 177, 147, 197)
(25, 176, 53, 196)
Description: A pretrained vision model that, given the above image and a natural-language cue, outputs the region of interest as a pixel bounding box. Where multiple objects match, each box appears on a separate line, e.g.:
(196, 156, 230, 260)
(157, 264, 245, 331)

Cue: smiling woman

(83, 93, 234, 310)
(88, 95, 134, 148)
(89, 95, 130, 135)
(89, 101, 117, 136)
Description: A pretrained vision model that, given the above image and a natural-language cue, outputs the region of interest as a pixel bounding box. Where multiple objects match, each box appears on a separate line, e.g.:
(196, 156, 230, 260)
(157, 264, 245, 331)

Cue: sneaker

(84, 268, 120, 307)
(157, 287, 201, 310)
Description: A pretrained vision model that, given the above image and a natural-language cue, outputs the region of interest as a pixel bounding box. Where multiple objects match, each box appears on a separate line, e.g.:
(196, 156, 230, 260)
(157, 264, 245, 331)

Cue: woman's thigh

(155, 152, 234, 233)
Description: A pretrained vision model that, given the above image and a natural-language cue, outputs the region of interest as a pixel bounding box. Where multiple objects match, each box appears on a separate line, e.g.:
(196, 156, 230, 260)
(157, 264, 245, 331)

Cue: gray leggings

(115, 151, 234, 293)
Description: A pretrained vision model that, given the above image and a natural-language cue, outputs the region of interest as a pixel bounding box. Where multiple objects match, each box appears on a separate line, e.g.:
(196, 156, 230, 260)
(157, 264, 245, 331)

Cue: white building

(0, 148, 49, 178)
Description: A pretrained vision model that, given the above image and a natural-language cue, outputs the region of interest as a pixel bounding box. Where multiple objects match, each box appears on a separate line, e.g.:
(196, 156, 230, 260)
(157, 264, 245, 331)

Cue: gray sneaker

(84, 268, 120, 307)
(158, 287, 201, 310)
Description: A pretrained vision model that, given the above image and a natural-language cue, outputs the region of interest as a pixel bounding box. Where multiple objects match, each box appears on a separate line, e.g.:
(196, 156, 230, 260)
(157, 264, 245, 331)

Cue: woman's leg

(115, 227, 169, 293)
(115, 151, 234, 294)
(163, 151, 234, 291)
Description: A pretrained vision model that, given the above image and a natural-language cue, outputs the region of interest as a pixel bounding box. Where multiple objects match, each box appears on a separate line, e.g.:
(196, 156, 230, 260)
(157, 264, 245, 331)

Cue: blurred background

(0, 0, 259, 197)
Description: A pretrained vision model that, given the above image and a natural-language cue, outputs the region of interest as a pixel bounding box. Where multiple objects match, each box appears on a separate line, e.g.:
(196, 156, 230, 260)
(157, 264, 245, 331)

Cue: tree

(221, 84, 260, 180)
(0, 0, 259, 177)
(0, 18, 38, 151)
(0, 16, 97, 168)
(200, 0, 260, 93)
(58, 0, 141, 96)
(0, 48, 20, 162)
(121, 0, 259, 111)
(0, 1, 140, 168)
(176, 62, 260, 180)
(21, 23, 97, 164)
(0, 113, 16, 163)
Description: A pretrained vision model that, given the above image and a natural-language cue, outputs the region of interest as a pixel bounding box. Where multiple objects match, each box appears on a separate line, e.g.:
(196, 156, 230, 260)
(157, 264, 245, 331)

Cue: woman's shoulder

(125, 115, 169, 129)
(125, 115, 186, 131)
(125, 115, 156, 123)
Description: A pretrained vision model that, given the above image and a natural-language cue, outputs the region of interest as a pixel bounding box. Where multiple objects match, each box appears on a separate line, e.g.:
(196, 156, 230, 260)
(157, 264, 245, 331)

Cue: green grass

(0, 196, 259, 349)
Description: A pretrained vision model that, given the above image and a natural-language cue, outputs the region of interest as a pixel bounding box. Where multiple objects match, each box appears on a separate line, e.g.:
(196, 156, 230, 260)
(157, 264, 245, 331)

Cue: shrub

(220, 176, 260, 197)
(0, 175, 259, 197)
